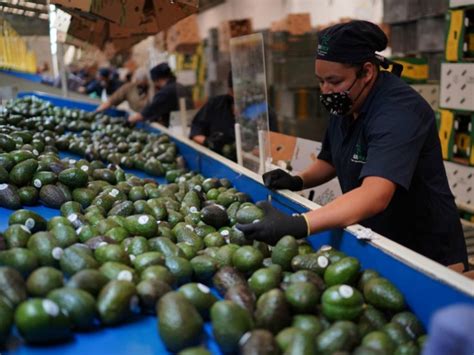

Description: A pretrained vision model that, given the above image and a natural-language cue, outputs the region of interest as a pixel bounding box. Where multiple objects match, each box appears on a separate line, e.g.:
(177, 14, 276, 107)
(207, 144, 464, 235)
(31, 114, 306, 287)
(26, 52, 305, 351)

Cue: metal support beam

(0, 2, 48, 15)
(0, 13, 49, 36)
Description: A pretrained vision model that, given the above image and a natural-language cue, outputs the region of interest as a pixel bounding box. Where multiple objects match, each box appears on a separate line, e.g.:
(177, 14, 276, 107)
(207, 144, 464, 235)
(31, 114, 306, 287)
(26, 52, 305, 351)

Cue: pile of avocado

(0, 97, 427, 354)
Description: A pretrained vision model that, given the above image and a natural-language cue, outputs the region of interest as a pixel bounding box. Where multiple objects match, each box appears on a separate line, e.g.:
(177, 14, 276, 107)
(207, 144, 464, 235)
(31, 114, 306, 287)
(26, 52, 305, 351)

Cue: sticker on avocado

(67, 214, 78, 223)
(32, 149, 39, 156)
(129, 255, 136, 262)
(69, 159, 76, 165)
(194, 185, 202, 192)
(45, 136, 51, 142)
(0, 184, 8, 191)
(178, 177, 186, 183)
(239, 331, 252, 347)
(42, 299, 60, 317)
(320, 245, 332, 251)
(339, 285, 354, 299)
(185, 224, 194, 231)
(52, 247, 64, 260)
(25, 218, 35, 230)
(117, 270, 133, 282)
(318, 256, 329, 268)
(33, 179, 42, 188)
(97, 242, 108, 248)
(138, 216, 149, 225)
(109, 189, 119, 197)
(220, 230, 230, 236)
(80, 165, 89, 172)
(197, 283, 210, 294)
(20, 225, 31, 233)
(189, 206, 198, 213)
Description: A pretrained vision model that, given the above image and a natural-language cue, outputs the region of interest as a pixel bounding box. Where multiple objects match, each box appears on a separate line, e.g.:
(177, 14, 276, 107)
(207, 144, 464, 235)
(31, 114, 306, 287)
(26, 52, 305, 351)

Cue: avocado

(284, 281, 320, 314)
(283, 270, 325, 292)
(136, 279, 172, 314)
(0, 296, 13, 344)
(47, 287, 97, 329)
(32, 170, 57, 188)
(362, 331, 396, 354)
(27, 231, 61, 267)
(9, 209, 46, 233)
(18, 186, 39, 206)
(215, 243, 240, 267)
(316, 320, 360, 353)
(124, 214, 157, 238)
(97, 280, 138, 325)
(132, 251, 165, 272)
(92, 169, 117, 184)
(9, 158, 38, 186)
(321, 285, 364, 321)
(394, 341, 420, 355)
(0, 178, 22, 208)
(358, 269, 380, 291)
(0, 267, 27, 306)
(203, 232, 226, 248)
(284, 329, 316, 355)
(39, 184, 70, 208)
(58, 167, 89, 189)
(108, 200, 135, 217)
(65, 268, 107, 296)
(200, 204, 229, 229)
(158, 292, 204, 352)
(291, 253, 330, 276)
(382, 322, 411, 347)
(235, 204, 265, 224)
(358, 305, 388, 337)
(239, 329, 279, 355)
(255, 289, 291, 335)
(50, 224, 78, 248)
(95, 244, 130, 265)
(165, 256, 193, 285)
(232, 246, 264, 274)
(14, 298, 71, 343)
(26, 266, 64, 297)
(0, 248, 39, 276)
(190, 255, 219, 282)
(72, 188, 97, 209)
(276, 327, 301, 352)
(60, 244, 98, 276)
(248, 267, 282, 297)
(224, 283, 256, 315)
(178, 347, 211, 355)
(211, 300, 253, 353)
(3, 224, 31, 248)
(128, 186, 147, 202)
(292, 314, 323, 337)
(178, 282, 217, 319)
(100, 261, 137, 283)
(149, 237, 184, 258)
(363, 277, 405, 312)
(141, 265, 175, 286)
(391, 312, 424, 340)
(272, 235, 299, 271)
(213, 266, 248, 296)
(324, 256, 360, 287)
(0, 153, 15, 171)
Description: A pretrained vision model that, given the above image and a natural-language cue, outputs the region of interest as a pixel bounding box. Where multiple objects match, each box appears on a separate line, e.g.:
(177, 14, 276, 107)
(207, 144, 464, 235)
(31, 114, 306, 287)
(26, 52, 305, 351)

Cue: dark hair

(344, 57, 381, 77)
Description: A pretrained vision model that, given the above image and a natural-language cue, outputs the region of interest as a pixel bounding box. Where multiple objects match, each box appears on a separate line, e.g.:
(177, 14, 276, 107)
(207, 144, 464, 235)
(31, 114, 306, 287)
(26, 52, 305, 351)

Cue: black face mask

(320, 72, 366, 116)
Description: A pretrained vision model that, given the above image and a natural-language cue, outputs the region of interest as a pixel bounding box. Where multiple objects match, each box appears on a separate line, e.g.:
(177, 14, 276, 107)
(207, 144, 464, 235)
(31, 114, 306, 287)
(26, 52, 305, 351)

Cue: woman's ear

(362, 62, 376, 83)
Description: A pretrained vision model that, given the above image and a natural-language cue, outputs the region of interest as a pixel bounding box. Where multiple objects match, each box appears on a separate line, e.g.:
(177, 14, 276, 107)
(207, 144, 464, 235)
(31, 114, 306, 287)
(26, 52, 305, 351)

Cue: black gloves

(204, 132, 226, 153)
(262, 169, 304, 191)
(236, 201, 309, 246)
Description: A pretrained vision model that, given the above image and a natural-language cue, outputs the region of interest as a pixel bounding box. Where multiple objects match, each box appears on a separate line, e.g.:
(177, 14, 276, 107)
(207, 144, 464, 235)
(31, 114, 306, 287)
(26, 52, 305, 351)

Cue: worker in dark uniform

(190, 71, 279, 155)
(128, 63, 190, 126)
(237, 21, 468, 268)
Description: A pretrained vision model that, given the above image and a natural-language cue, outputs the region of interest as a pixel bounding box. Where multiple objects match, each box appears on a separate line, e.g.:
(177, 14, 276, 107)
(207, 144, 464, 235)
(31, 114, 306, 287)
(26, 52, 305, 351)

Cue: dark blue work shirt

(318, 71, 467, 266)
(141, 78, 192, 127)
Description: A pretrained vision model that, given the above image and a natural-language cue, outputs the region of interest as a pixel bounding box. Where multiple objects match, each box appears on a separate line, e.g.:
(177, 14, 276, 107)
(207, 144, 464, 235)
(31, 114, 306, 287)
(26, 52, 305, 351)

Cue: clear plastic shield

(230, 33, 271, 173)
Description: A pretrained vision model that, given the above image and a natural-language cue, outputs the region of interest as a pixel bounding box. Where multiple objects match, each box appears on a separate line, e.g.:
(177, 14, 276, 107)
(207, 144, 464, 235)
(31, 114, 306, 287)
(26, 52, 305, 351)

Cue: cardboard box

(153, 0, 198, 33)
(166, 14, 200, 53)
(51, 0, 145, 27)
(66, 14, 107, 48)
(219, 18, 253, 52)
(286, 13, 311, 35)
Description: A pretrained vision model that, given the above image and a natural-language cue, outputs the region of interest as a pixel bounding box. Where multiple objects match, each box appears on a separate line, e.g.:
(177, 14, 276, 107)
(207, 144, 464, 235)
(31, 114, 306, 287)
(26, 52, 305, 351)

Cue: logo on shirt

(351, 143, 367, 164)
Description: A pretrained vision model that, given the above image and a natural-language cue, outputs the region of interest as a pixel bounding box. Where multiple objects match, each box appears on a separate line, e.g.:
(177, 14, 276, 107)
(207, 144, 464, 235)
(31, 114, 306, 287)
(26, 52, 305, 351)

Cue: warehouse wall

(196, 0, 383, 37)
(22, 36, 54, 75)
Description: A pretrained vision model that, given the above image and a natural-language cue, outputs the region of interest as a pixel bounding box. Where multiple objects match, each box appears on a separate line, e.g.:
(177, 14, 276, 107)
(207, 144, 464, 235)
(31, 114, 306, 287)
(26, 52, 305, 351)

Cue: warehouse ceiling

(0, 0, 49, 35)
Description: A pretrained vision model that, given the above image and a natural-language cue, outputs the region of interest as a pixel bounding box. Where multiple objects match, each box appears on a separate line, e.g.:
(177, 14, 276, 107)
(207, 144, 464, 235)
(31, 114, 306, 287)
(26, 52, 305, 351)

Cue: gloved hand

(236, 201, 309, 246)
(262, 169, 304, 191)
(204, 132, 226, 153)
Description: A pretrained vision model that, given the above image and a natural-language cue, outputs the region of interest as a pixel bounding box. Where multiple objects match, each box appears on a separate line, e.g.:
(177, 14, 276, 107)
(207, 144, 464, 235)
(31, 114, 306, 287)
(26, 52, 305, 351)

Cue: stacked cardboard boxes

(218, 18, 253, 52)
